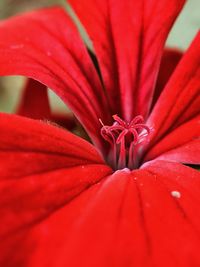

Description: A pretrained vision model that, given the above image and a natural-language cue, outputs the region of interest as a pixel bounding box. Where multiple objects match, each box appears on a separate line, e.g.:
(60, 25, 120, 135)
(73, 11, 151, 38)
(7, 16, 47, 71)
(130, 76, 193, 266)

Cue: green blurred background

(0, 0, 199, 114)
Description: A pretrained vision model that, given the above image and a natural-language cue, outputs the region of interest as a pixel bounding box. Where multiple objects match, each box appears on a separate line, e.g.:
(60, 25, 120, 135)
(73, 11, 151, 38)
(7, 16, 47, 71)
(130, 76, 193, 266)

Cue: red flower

(0, 1, 200, 266)
(17, 78, 76, 129)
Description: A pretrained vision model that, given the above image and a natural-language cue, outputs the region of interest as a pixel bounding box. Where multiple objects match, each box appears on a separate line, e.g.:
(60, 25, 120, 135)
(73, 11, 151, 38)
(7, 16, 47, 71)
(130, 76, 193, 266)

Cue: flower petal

(0, 113, 110, 178)
(148, 32, 200, 146)
(48, 113, 76, 130)
(144, 115, 200, 165)
(2, 162, 200, 266)
(0, 113, 112, 258)
(152, 48, 182, 109)
(69, 0, 185, 120)
(153, 140, 200, 165)
(17, 78, 76, 129)
(17, 78, 51, 120)
(0, 7, 111, 150)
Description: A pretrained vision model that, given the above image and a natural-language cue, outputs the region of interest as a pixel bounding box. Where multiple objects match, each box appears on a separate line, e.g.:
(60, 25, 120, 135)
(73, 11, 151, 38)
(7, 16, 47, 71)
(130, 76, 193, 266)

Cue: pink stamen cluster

(100, 115, 151, 170)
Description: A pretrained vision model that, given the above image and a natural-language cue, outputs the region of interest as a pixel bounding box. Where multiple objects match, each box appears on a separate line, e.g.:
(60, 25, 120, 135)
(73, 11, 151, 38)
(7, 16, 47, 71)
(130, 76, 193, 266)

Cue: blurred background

(0, 0, 199, 114)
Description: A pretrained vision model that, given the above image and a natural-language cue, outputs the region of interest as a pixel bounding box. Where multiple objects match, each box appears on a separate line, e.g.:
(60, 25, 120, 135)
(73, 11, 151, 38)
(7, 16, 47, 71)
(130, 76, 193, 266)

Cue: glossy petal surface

(1, 162, 200, 266)
(0, 7, 111, 150)
(0, 112, 112, 266)
(0, 113, 110, 177)
(148, 32, 200, 146)
(144, 115, 200, 165)
(152, 48, 182, 108)
(69, 0, 185, 120)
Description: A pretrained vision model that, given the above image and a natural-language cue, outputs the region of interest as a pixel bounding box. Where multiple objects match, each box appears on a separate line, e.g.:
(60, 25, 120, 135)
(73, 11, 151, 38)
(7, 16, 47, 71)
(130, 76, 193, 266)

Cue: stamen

(100, 115, 151, 170)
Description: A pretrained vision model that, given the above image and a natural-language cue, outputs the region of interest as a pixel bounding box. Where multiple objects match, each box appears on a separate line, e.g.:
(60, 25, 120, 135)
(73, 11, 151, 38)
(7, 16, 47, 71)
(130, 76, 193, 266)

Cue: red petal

(0, 7, 111, 150)
(69, 0, 185, 120)
(152, 48, 182, 109)
(48, 113, 76, 130)
(2, 163, 200, 266)
(0, 113, 109, 178)
(0, 113, 112, 265)
(17, 78, 76, 130)
(153, 140, 200, 165)
(148, 32, 200, 146)
(0, 113, 112, 258)
(144, 115, 200, 165)
(17, 78, 51, 119)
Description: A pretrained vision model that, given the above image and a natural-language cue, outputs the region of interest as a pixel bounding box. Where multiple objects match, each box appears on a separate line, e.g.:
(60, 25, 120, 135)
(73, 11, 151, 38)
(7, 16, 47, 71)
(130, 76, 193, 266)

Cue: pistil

(100, 115, 151, 170)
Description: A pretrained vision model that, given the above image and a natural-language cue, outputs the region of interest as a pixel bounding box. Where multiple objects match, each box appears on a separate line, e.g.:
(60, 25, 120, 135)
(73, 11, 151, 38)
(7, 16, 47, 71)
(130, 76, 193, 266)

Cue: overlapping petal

(152, 48, 182, 109)
(148, 32, 200, 146)
(0, 113, 110, 178)
(0, 112, 112, 265)
(17, 79, 51, 120)
(0, 7, 111, 151)
(1, 161, 200, 266)
(68, 0, 185, 120)
(144, 115, 200, 165)
(17, 78, 76, 129)
(152, 140, 200, 165)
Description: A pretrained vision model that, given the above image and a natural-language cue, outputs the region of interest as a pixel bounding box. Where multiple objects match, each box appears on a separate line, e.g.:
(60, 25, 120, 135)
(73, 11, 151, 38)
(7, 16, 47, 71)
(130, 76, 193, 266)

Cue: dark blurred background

(0, 0, 61, 18)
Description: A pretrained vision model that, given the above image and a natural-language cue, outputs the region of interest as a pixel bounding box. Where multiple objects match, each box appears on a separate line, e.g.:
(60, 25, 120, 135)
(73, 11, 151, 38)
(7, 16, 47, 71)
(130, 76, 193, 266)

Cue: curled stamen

(112, 114, 127, 127)
(130, 115, 144, 126)
(100, 115, 151, 170)
(116, 129, 129, 144)
(129, 128, 140, 145)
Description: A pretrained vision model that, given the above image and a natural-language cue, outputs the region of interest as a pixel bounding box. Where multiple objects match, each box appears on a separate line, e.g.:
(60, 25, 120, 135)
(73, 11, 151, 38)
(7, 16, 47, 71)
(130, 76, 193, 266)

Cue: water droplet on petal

(171, 191, 181, 198)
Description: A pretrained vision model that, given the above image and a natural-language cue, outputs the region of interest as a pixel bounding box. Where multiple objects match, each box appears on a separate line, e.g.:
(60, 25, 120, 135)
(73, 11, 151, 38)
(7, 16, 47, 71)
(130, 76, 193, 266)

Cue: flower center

(100, 115, 151, 170)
